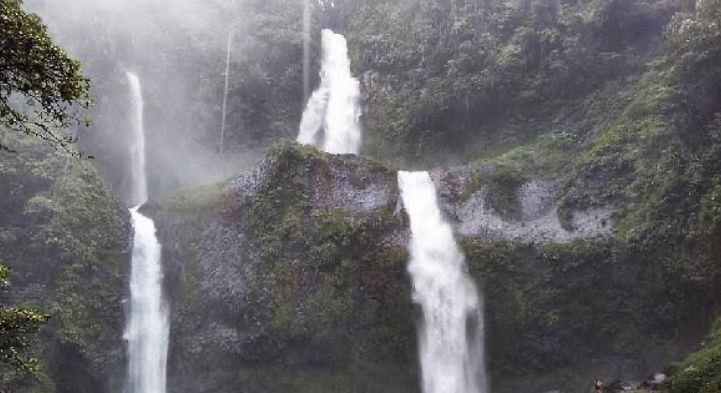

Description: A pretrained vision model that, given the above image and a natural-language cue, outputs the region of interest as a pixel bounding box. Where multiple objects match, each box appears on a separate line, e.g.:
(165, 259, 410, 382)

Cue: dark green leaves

(0, 263, 49, 374)
(0, 0, 90, 156)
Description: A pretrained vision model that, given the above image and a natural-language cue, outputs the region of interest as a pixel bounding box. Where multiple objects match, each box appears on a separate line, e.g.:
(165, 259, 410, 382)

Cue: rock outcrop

(150, 142, 414, 393)
(149, 141, 715, 393)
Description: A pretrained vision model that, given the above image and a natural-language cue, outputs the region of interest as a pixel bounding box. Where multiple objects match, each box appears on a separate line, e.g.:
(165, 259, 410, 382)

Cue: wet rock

(152, 142, 410, 393)
(605, 379, 635, 392)
(435, 174, 613, 243)
(308, 154, 396, 212)
(639, 373, 666, 390)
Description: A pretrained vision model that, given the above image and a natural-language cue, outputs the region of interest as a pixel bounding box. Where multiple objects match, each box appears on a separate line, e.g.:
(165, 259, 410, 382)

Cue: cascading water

(219, 29, 232, 154)
(128, 72, 147, 206)
(302, 0, 311, 101)
(398, 171, 489, 393)
(124, 71, 170, 393)
(297, 87, 330, 148)
(297, 29, 361, 155)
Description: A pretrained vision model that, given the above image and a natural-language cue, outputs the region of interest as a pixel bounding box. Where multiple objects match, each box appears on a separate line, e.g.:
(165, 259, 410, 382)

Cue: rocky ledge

(148, 141, 714, 393)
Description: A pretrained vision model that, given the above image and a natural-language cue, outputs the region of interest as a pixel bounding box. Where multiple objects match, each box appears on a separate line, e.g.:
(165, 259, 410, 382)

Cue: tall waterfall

(302, 0, 311, 101)
(127, 73, 147, 206)
(297, 29, 361, 155)
(219, 29, 232, 154)
(124, 71, 170, 393)
(398, 171, 488, 393)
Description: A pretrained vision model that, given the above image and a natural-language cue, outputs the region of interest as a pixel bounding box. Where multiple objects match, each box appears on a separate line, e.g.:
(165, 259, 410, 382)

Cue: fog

(24, 0, 273, 203)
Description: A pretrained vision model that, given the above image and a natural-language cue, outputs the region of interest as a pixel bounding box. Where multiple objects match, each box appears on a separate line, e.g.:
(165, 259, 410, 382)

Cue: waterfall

(297, 29, 361, 155)
(302, 0, 311, 101)
(297, 87, 330, 148)
(124, 71, 170, 393)
(127, 72, 147, 206)
(219, 29, 232, 154)
(398, 171, 488, 393)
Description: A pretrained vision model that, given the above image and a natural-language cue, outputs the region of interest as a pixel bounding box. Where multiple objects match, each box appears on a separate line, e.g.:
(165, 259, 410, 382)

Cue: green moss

(457, 129, 578, 212)
(694, 183, 721, 236)
(664, 318, 721, 393)
(349, 171, 369, 189)
(239, 141, 412, 373)
(235, 364, 415, 393)
(158, 181, 225, 212)
(460, 235, 710, 387)
(459, 163, 529, 218)
(179, 254, 204, 314)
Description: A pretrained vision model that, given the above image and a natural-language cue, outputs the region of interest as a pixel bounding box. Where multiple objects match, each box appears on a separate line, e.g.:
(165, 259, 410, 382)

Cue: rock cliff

(150, 140, 715, 393)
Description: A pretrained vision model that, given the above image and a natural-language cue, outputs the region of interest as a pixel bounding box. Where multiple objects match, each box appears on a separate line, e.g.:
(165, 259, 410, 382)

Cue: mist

(24, 0, 279, 203)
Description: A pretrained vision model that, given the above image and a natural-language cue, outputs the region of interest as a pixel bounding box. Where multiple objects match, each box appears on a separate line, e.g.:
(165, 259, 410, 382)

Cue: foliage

(233, 365, 416, 393)
(664, 317, 721, 393)
(665, 0, 721, 88)
(0, 263, 48, 374)
(239, 142, 412, 368)
(0, 0, 90, 155)
(157, 182, 225, 212)
(0, 134, 129, 391)
(333, 0, 680, 164)
(554, 0, 721, 266)
(461, 235, 713, 392)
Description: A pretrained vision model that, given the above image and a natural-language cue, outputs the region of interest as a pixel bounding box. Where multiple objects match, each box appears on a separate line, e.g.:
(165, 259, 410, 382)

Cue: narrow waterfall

(124, 71, 170, 393)
(297, 29, 361, 155)
(302, 0, 311, 101)
(297, 87, 330, 148)
(219, 29, 232, 154)
(398, 171, 488, 393)
(127, 72, 147, 206)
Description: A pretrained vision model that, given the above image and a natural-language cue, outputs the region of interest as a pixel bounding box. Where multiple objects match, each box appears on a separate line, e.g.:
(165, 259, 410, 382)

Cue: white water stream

(128, 72, 148, 207)
(219, 29, 232, 154)
(297, 29, 361, 155)
(124, 71, 170, 393)
(302, 0, 311, 101)
(398, 171, 488, 393)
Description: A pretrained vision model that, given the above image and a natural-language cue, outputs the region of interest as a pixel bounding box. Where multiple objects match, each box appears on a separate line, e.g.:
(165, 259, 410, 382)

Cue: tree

(666, 0, 721, 82)
(0, 0, 90, 155)
(0, 263, 48, 374)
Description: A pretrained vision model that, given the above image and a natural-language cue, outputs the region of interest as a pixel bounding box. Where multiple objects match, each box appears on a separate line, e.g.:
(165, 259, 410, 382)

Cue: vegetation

(241, 142, 413, 368)
(147, 142, 418, 392)
(0, 134, 129, 391)
(653, 6, 721, 385)
(0, 0, 90, 155)
(333, 0, 684, 164)
(460, 236, 711, 391)
(0, 263, 48, 373)
(664, 317, 721, 393)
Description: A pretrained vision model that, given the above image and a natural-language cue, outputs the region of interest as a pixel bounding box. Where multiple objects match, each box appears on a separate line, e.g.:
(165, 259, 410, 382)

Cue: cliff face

(151, 140, 717, 393)
(150, 142, 414, 393)
(0, 140, 131, 393)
